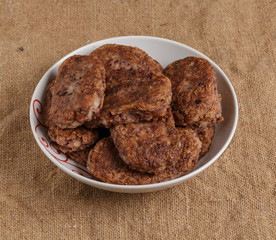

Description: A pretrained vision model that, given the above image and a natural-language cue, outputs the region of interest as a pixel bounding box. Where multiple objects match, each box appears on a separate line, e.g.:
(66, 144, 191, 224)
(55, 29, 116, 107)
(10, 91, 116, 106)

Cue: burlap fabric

(0, 0, 275, 239)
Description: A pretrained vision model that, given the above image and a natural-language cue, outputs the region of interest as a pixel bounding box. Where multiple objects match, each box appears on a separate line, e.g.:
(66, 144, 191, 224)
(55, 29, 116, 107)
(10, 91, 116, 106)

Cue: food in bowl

(42, 44, 223, 185)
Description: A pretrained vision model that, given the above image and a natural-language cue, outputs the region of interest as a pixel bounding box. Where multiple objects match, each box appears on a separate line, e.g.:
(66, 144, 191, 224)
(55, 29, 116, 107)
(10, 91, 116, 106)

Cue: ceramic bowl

(30, 36, 238, 193)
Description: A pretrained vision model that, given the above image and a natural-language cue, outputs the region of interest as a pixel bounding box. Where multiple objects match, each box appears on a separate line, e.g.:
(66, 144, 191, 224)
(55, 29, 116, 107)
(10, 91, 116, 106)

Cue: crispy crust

(48, 126, 98, 151)
(86, 137, 180, 185)
(163, 57, 223, 127)
(110, 111, 180, 173)
(49, 55, 106, 129)
(86, 44, 171, 128)
(51, 142, 91, 166)
(87, 137, 154, 185)
(87, 137, 201, 185)
(176, 128, 202, 172)
(97, 73, 172, 128)
(92, 44, 163, 78)
(196, 124, 215, 158)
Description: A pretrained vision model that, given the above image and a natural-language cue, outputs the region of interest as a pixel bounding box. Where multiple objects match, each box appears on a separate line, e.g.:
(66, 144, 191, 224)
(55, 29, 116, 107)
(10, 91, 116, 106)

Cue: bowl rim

(30, 35, 239, 191)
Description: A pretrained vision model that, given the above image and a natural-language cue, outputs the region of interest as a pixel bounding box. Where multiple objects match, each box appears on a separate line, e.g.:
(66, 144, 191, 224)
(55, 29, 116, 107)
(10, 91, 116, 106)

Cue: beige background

(0, 0, 275, 239)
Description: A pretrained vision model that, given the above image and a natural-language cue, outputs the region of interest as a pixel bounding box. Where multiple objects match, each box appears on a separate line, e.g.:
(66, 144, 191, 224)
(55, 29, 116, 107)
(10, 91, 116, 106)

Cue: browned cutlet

(49, 54, 106, 129)
(43, 81, 99, 152)
(87, 137, 201, 185)
(195, 124, 216, 158)
(87, 137, 152, 185)
(110, 111, 180, 174)
(92, 44, 163, 78)
(86, 137, 179, 185)
(86, 44, 171, 128)
(48, 126, 98, 151)
(96, 73, 172, 128)
(176, 128, 202, 172)
(163, 57, 223, 127)
(51, 142, 91, 166)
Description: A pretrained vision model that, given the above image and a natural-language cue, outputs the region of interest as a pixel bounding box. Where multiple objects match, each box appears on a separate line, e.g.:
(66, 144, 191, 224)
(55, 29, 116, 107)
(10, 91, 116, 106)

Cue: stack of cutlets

(43, 44, 223, 185)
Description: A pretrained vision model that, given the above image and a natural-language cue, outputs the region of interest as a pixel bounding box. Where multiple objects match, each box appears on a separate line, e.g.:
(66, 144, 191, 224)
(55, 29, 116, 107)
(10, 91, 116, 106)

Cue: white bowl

(30, 36, 238, 193)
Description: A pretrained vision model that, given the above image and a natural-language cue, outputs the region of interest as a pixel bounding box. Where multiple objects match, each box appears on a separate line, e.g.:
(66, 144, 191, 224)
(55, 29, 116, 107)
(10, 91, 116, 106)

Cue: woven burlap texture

(0, 0, 275, 239)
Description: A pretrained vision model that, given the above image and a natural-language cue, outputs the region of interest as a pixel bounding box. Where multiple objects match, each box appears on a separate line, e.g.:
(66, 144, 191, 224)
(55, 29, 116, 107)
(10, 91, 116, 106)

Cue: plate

(30, 36, 238, 193)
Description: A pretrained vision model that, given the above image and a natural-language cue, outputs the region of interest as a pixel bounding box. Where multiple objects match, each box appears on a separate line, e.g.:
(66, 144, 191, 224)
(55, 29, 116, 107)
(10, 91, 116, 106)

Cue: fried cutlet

(176, 127, 202, 172)
(110, 111, 180, 173)
(86, 137, 177, 185)
(49, 54, 106, 129)
(48, 126, 98, 151)
(43, 79, 99, 151)
(86, 44, 171, 128)
(92, 44, 163, 78)
(195, 124, 216, 158)
(51, 142, 91, 166)
(87, 137, 201, 185)
(163, 57, 223, 127)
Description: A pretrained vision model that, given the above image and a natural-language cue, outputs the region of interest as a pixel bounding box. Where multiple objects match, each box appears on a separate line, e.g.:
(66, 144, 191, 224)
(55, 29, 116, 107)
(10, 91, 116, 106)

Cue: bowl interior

(30, 36, 238, 193)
